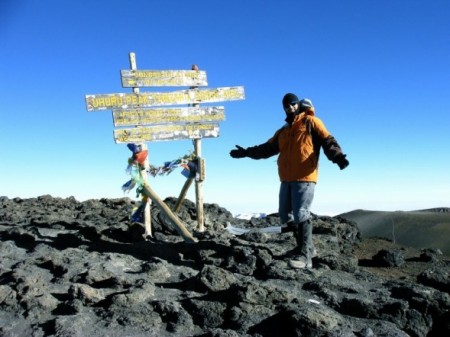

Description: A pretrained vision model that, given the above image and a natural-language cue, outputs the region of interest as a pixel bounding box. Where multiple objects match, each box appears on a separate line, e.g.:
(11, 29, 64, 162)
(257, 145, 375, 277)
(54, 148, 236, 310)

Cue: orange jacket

(245, 107, 344, 182)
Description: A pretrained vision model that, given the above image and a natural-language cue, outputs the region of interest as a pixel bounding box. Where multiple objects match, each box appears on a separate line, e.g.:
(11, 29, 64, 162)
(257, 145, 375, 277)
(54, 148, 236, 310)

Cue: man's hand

(230, 145, 248, 158)
(335, 154, 349, 170)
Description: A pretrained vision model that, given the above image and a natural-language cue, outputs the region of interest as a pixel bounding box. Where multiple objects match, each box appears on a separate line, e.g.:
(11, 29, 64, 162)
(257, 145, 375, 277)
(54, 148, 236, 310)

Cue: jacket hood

(303, 107, 315, 116)
(299, 98, 315, 116)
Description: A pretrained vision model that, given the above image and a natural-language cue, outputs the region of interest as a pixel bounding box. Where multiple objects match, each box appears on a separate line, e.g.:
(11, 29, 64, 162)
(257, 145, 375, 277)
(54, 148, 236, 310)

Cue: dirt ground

(354, 237, 450, 283)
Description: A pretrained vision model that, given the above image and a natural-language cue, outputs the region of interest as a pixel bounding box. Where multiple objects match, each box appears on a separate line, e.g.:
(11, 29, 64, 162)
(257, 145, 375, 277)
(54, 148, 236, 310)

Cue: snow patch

(234, 212, 267, 220)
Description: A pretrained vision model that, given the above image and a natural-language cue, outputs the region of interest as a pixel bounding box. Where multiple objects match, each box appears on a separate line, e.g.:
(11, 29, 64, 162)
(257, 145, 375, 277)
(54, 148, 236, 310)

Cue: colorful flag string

(121, 143, 198, 197)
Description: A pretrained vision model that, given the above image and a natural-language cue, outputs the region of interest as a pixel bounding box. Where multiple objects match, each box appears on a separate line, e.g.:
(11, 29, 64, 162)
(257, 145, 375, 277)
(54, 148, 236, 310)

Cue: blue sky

(1, 0, 449, 216)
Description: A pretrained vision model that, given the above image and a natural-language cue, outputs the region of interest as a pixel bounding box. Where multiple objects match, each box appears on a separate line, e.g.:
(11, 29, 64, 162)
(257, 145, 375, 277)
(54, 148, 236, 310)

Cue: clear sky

(1, 0, 449, 216)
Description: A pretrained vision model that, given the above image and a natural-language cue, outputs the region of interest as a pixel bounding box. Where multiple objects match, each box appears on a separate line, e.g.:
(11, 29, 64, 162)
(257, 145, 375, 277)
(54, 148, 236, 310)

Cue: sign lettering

(85, 86, 245, 111)
(114, 123, 220, 143)
(121, 69, 208, 87)
(112, 106, 225, 126)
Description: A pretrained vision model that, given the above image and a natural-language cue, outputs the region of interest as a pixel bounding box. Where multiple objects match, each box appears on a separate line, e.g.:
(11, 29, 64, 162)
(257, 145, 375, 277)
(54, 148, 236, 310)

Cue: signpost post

(85, 52, 244, 238)
(191, 64, 204, 232)
(128, 53, 152, 239)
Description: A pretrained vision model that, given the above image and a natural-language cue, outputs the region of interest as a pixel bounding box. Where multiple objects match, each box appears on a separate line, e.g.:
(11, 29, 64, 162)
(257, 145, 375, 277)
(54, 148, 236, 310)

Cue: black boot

(293, 220, 313, 267)
(294, 222, 304, 248)
(301, 219, 313, 261)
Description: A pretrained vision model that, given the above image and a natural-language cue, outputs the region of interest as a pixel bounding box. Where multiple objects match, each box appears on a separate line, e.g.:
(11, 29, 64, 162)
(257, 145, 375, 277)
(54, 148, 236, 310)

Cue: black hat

(282, 93, 299, 107)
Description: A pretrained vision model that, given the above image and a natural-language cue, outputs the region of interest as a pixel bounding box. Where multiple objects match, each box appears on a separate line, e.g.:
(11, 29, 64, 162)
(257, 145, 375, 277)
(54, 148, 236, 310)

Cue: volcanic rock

(0, 195, 449, 337)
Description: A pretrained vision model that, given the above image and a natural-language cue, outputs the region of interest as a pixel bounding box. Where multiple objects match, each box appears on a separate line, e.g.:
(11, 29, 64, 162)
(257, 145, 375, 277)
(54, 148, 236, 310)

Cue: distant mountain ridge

(338, 207, 450, 255)
(415, 207, 450, 213)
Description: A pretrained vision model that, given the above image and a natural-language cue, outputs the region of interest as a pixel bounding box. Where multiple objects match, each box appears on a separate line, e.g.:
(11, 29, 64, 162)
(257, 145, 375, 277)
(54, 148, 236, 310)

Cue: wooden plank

(85, 86, 245, 111)
(114, 123, 220, 143)
(112, 106, 225, 126)
(121, 69, 208, 87)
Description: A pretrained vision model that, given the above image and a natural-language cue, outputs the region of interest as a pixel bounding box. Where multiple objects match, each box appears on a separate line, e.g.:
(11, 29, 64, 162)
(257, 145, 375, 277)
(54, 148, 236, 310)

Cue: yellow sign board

(85, 86, 245, 111)
(112, 106, 225, 126)
(114, 123, 220, 143)
(121, 69, 208, 87)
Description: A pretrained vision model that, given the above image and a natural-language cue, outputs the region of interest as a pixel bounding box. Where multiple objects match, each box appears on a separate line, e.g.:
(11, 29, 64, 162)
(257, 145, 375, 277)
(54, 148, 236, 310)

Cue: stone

(0, 195, 449, 337)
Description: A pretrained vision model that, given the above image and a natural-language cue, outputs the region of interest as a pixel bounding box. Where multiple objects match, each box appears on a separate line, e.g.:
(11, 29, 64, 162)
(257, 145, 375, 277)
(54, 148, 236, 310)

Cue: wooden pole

(174, 177, 194, 212)
(172, 64, 205, 232)
(129, 52, 152, 238)
(194, 139, 205, 232)
(191, 64, 205, 232)
(141, 183, 197, 243)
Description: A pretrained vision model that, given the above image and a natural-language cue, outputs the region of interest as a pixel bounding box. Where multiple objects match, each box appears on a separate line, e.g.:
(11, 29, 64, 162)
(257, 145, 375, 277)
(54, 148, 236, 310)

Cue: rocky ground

(0, 195, 449, 337)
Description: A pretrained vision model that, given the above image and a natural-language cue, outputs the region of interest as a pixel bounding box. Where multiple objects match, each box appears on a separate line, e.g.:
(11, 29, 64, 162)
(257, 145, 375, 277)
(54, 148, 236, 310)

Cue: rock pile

(0, 195, 449, 337)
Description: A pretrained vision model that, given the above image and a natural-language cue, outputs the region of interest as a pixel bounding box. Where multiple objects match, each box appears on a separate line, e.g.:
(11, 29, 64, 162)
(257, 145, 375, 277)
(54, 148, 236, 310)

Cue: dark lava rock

(0, 195, 449, 337)
(372, 248, 406, 267)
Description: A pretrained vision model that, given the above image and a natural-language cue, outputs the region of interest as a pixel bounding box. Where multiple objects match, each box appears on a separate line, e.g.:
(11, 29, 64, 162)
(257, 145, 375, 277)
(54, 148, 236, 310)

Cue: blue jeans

(279, 181, 315, 224)
(279, 182, 315, 263)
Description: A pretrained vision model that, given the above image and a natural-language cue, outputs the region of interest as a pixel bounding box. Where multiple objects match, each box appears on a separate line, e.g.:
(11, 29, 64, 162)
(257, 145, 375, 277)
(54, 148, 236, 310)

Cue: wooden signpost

(85, 52, 245, 238)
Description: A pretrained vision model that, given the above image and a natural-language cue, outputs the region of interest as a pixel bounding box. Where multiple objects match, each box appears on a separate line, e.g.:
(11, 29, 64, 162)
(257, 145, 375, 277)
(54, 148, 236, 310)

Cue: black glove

(230, 145, 248, 158)
(335, 154, 349, 170)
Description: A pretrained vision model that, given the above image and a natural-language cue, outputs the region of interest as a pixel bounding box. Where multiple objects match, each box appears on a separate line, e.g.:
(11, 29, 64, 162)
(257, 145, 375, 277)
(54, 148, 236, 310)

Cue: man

(230, 93, 349, 269)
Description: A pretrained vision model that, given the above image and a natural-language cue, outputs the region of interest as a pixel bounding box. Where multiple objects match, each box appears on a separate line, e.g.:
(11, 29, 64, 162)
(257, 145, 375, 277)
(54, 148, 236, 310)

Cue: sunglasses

(284, 101, 298, 108)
